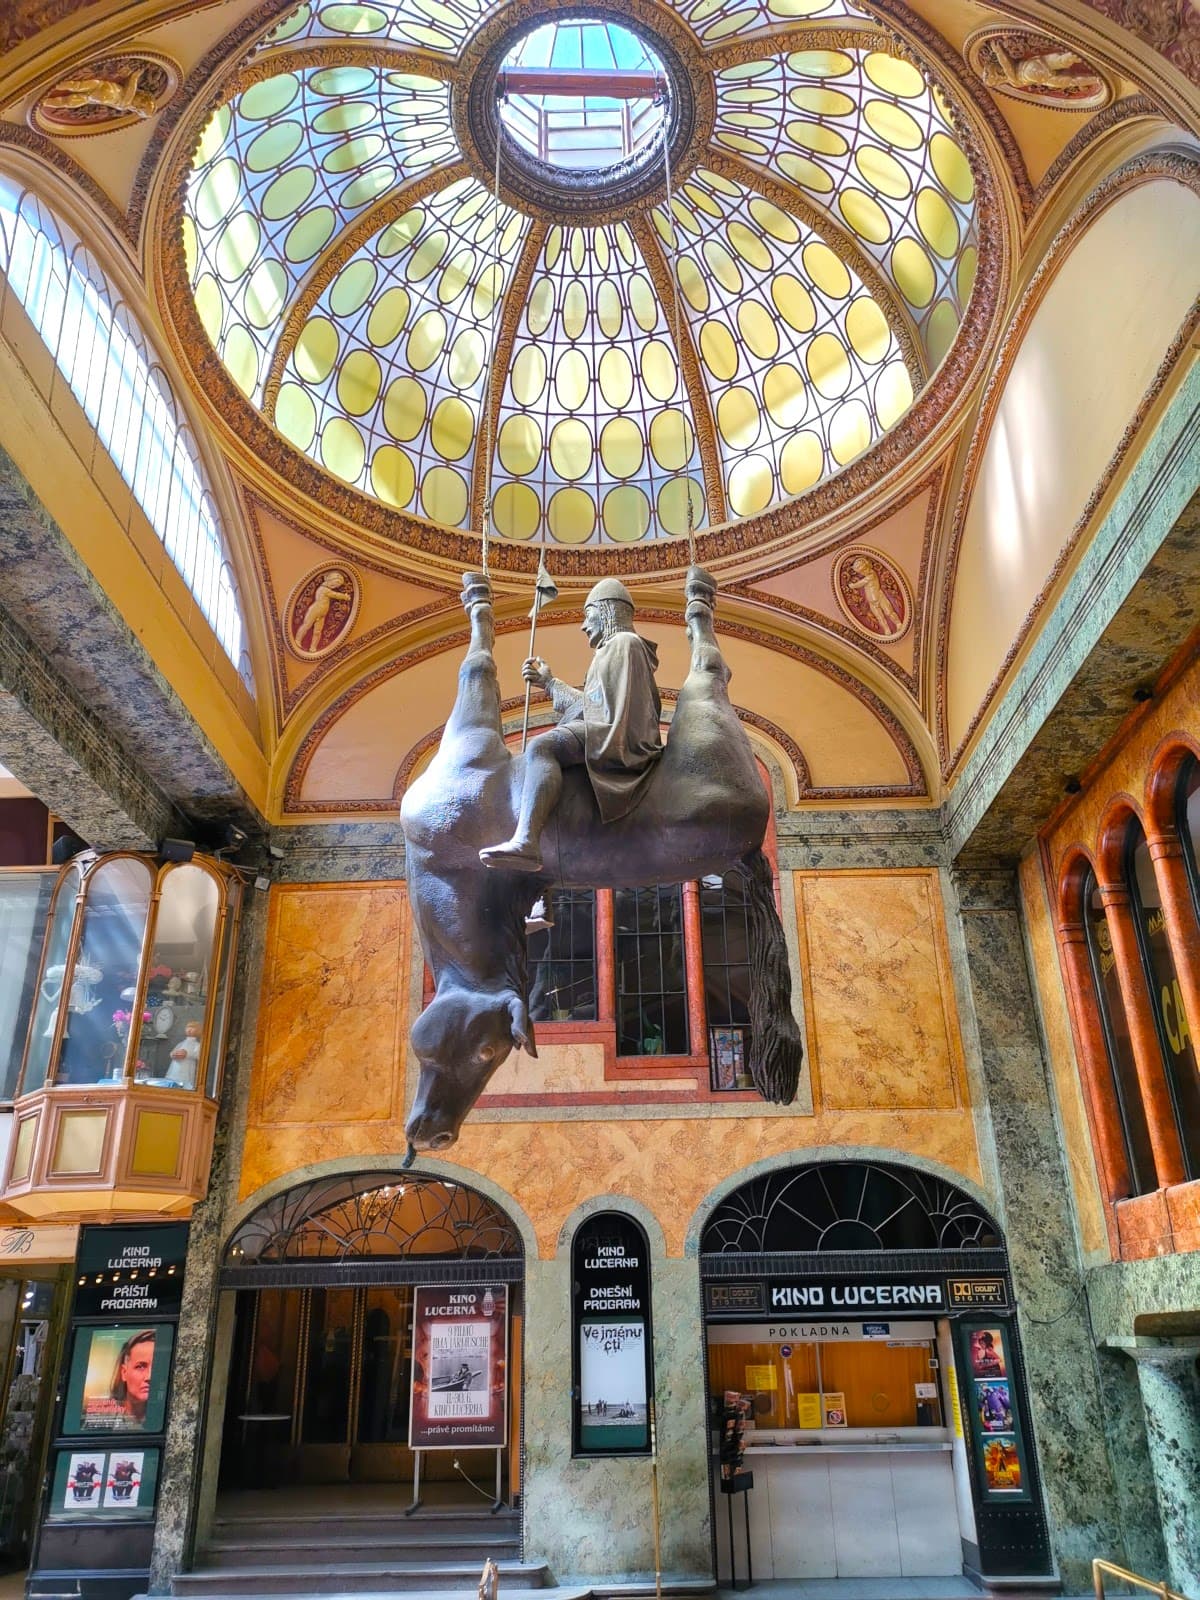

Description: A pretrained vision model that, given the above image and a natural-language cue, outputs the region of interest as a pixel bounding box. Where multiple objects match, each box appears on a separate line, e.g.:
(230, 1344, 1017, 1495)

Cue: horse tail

(735, 846, 804, 1104)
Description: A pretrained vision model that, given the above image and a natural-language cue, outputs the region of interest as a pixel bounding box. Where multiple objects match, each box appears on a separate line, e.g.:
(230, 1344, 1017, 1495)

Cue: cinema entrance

(700, 1160, 1053, 1586)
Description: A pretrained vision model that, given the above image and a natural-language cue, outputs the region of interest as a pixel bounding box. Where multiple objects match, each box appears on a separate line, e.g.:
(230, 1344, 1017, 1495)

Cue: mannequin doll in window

(166, 1021, 203, 1088)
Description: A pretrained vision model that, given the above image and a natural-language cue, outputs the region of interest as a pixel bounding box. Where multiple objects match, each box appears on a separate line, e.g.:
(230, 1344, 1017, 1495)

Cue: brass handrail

(1093, 1557, 1186, 1600)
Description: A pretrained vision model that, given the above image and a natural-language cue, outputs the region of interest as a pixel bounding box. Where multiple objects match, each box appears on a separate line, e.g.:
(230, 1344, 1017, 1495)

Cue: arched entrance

(217, 1172, 524, 1508)
(699, 1158, 1052, 1585)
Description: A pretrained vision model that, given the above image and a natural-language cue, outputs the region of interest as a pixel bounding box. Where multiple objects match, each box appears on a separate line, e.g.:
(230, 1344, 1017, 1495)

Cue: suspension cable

(660, 99, 697, 570)
(479, 95, 505, 577)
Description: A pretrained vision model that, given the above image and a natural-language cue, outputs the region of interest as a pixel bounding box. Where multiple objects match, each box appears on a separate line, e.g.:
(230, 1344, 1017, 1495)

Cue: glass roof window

(497, 20, 668, 174)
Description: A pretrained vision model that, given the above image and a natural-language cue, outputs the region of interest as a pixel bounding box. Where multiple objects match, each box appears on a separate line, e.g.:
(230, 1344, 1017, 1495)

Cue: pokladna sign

(408, 1285, 508, 1450)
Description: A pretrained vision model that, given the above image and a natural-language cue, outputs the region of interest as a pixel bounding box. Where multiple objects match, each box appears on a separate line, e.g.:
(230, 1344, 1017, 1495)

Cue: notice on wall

(572, 1212, 653, 1456)
(822, 1392, 847, 1427)
(745, 1364, 776, 1390)
(796, 1392, 822, 1429)
(408, 1285, 507, 1451)
(50, 1446, 160, 1521)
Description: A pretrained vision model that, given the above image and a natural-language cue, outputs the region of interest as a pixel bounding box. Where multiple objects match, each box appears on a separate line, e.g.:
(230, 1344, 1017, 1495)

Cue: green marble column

(1124, 1340, 1200, 1598)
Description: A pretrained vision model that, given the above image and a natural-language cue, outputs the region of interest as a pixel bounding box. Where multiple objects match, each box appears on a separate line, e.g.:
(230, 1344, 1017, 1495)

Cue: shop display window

(0, 872, 54, 1101)
(55, 858, 152, 1087)
(21, 864, 83, 1091)
(128, 864, 220, 1092)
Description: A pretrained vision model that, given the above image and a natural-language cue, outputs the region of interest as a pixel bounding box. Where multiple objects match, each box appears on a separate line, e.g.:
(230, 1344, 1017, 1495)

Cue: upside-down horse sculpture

(399, 565, 803, 1155)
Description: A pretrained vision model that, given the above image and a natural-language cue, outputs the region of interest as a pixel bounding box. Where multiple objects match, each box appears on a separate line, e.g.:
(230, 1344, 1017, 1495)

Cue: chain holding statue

(398, 558, 804, 1158)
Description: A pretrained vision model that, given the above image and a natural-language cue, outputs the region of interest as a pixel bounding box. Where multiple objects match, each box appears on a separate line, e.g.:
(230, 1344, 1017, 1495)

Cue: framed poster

(62, 1323, 175, 1435)
(408, 1285, 508, 1450)
(50, 1447, 160, 1520)
(958, 1320, 1030, 1502)
(572, 1212, 653, 1456)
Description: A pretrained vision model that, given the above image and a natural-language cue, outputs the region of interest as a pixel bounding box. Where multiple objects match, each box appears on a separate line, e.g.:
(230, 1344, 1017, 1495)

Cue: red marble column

(1053, 916, 1133, 1205)
(681, 879, 708, 1062)
(1145, 829, 1200, 1064)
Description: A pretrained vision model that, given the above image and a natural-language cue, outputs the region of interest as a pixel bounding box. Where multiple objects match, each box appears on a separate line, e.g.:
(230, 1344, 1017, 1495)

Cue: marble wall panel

(794, 869, 965, 1111)
(250, 883, 408, 1126)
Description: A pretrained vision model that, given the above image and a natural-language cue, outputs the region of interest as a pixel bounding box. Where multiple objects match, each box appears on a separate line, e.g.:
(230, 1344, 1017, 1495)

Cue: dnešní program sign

(408, 1285, 508, 1450)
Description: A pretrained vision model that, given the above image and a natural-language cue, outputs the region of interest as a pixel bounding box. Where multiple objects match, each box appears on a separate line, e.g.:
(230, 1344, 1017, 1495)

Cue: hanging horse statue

(399, 564, 804, 1155)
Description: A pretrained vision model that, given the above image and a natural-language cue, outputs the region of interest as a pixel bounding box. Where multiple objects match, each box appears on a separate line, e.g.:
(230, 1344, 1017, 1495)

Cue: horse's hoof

(479, 843, 544, 873)
(461, 571, 492, 610)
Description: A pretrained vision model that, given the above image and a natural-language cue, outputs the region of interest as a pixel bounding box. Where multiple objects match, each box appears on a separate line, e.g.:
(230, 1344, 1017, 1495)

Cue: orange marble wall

(239, 870, 982, 1257)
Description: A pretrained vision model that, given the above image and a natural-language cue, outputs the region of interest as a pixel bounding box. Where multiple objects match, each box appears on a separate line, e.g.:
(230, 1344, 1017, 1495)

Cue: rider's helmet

(585, 578, 634, 609)
(583, 577, 635, 642)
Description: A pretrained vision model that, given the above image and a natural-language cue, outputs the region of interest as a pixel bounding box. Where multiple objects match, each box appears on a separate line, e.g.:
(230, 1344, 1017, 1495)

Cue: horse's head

(405, 986, 536, 1151)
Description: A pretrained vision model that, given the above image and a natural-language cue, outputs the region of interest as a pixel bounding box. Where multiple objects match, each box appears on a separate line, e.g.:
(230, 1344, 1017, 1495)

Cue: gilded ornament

(966, 29, 1114, 110)
(32, 53, 179, 135)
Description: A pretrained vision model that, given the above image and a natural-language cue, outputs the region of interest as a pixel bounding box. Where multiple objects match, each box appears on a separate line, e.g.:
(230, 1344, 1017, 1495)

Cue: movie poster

(62, 1323, 175, 1435)
(962, 1323, 1028, 1501)
(62, 1452, 105, 1509)
(409, 1285, 507, 1451)
(982, 1435, 1023, 1493)
(578, 1321, 649, 1452)
(969, 1327, 1007, 1378)
(103, 1451, 144, 1508)
(51, 1447, 158, 1519)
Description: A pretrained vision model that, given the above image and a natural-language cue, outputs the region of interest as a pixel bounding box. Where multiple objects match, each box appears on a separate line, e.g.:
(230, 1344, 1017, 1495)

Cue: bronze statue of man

(479, 578, 662, 873)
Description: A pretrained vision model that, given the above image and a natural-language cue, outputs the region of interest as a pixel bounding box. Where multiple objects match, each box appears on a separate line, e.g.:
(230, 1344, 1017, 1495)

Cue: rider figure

(480, 578, 662, 874)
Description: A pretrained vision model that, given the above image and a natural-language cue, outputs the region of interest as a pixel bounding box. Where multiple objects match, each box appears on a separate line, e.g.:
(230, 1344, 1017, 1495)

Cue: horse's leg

(443, 571, 503, 744)
(684, 566, 732, 691)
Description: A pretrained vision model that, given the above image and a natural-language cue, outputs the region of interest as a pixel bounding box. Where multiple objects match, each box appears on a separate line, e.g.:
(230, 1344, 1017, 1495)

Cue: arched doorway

(217, 1172, 524, 1508)
(699, 1158, 1051, 1585)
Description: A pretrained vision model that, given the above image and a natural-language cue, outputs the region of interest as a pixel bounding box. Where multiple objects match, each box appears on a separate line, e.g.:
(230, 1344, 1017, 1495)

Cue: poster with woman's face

(969, 1327, 1007, 1379)
(63, 1324, 174, 1434)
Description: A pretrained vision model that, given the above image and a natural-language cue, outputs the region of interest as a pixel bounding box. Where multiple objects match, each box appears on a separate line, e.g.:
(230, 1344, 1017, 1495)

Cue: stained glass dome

(180, 0, 985, 550)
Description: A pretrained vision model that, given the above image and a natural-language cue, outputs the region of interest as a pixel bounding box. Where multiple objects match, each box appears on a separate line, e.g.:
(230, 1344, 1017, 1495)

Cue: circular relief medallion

(285, 564, 360, 661)
(965, 28, 1113, 110)
(832, 547, 913, 643)
(31, 52, 179, 135)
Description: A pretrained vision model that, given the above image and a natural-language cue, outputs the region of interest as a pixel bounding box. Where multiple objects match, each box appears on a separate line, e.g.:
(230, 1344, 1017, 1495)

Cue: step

(202, 1536, 520, 1569)
(173, 1560, 550, 1596)
(210, 1511, 520, 1546)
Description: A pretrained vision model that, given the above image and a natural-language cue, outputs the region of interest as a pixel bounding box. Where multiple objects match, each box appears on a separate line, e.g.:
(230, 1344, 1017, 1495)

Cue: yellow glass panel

(528, 277, 555, 336)
(728, 453, 773, 517)
(343, 164, 393, 208)
(562, 280, 588, 340)
(670, 196, 701, 234)
(685, 183, 723, 218)
(891, 238, 935, 307)
(875, 359, 914, 428)
(322, 133, 385, 174)
(597, 280, 623, 338)
(780, 429, 825, 494)
(321, 417, 366, 481)
(846, 297, 891, 365)
(599, 417, 645, 480)
(337, 349, 383, 415)
(598, 348, 634, 409)
(367, 285, 410, 347)
(650, 409, 694, 472)
(763, 361, 808, 427)
(957, 245, 978, 306)
(806, 332, 851, 398)
(839, 189, 891, 245)
(493, 481, 540, 540)
(855, 147, 911, 200)
(652, 207, 678, 250)
(285, 206, 336, 263)
(407, 309, 447, 370)
(779, 152, 834, 194)
(498, 414, 543, 476)
(295, 317, 340, 382)
(10, 1116, 36, 1183)
(544, 227, 563, 271)
(725, 87, 776, 104)
(407, 227, 449, 282)
(700, 321, 738, 382)
(678, 256, 709, 314)
(311, 65, 376, 95)
(916, 188, 959, 259)
(788, 85, 854, 117)
(772, 273, 816, 332)
(863, 98, 923, 150)
(786, 49, 853, 77)
(931, 133, 975, 204)
(245, 259, 287, 328)
(719, 59, 773, 80)
(312, 99, 376, 134)
(603, 485, 651, 542)
(803, 242, 851, 300)
(236, 74, 299, 120)
(131, 1110, 183, 1179)
(554, 349, 591, 412)
(322, 4, 388, 32)
(785, 120, 848, 158)
(51, 1109, 107, 1176)
(547, 487, 596, 544)
(657, 476, 704, 536)
(738, 299, 779, 361)
(472, 265, 504, 320)
(215, 211, 261, 282)
(748, 198, 800, 245)
(594, 230, 611, 272)
(224, 325, 258, 396)
(641, 340, 677, 403)
(703, 239, 743, 296)
(703, 10, 757, 40)
(420, 465, 468, 525)
(614, 222, 636, 265)
(383, 375, 427, 441)
(276, 382, 317, 450)
(549, 419, 593, 481)
(569, 230, 586, 272)
(430, 395, 474, 461)
(830, 397, 871, 464)
(195, 157, 241, 229)
(512, 345, 547, 407)
(927, 298, 958, 368)
(438, 247, 476, 305)
(194, 104, 231, 165)
(379, 208, 424, 256)
(717, 385, 760, 450)
(864, 52, 925, 98)
(371, 444, 416, 508)
(716, 132, 768, 159)
(630, 274, 658, 334)
(246, 120, 302, 173)
(261, 166, 316, 222)
(195, 274, 222, 344)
